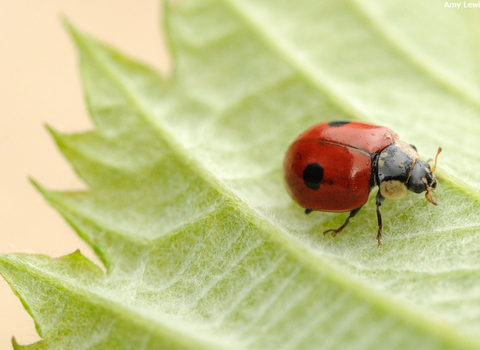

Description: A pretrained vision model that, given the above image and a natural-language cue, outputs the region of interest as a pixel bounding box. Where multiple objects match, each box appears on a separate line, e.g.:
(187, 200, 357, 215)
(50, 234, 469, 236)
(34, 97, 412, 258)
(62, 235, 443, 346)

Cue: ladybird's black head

(407, 161, 436, 193)
(406, 160, 438, 205)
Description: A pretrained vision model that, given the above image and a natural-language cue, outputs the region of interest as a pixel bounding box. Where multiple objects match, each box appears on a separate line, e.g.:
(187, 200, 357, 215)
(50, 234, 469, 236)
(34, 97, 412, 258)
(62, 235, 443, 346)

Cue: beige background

(0, 1, 169, 348)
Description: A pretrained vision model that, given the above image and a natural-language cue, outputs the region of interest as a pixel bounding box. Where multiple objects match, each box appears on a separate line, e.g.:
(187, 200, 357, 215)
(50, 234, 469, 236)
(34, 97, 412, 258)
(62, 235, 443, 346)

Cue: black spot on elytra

(303, 163, 324, 190)
(328, 121, 351, 127)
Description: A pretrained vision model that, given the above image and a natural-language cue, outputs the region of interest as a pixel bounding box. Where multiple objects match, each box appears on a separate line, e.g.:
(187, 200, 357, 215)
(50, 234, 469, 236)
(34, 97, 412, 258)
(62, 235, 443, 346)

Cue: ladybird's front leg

(323, 207, 362, 237)
(375, 191, 385, 245)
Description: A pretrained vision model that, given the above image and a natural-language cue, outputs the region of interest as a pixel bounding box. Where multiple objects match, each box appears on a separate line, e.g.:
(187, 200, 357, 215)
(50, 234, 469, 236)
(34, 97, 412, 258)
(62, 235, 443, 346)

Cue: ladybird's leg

(305, 209, 314, 214)
(375, 191, 385, 245)
(323, 207, 362, 237)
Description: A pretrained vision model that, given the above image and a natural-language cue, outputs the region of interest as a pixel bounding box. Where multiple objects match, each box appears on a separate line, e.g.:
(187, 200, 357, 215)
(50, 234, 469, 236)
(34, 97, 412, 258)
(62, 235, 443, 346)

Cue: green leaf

(3, 0, 480, 349)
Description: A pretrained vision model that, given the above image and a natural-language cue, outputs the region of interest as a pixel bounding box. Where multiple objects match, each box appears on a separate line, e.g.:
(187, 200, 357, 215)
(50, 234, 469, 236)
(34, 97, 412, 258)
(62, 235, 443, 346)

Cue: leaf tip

(28, 178, 59, 210)
(44, 122, 57, 134)
(28, 177, 48, 196)
(11, 337, 23, 350)
(44, 124, 72, 157)
(44, 123, 62, 142)
(61, 17, 82, 42)
(60, 17, 92, 54)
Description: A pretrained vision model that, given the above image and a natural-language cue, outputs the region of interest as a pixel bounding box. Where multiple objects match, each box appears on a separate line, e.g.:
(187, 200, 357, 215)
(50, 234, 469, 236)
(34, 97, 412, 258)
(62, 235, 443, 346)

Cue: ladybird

(283, 120, 441, 245)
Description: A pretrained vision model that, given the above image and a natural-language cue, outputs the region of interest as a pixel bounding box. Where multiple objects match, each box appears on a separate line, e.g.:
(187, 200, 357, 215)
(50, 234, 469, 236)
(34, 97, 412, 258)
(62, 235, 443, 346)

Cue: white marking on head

(395, 140, 420, 159)
(380, 180, 408, 200)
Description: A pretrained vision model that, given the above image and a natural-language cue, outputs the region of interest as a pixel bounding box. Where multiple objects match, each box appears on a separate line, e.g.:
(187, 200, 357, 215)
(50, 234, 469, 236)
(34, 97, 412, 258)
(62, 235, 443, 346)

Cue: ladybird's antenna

(425, 186, 437, 206)
(422, 177, 438, 206)
(431, 147, 442, 173)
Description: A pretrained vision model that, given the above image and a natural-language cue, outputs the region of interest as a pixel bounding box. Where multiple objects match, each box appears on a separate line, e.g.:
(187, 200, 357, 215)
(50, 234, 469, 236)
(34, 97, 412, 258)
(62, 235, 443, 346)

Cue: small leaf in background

(3, 0, 480, 349)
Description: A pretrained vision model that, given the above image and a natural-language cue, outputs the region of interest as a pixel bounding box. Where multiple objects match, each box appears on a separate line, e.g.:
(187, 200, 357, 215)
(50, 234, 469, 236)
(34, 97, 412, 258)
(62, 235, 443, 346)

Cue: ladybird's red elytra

(284, 120, 441, 245)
